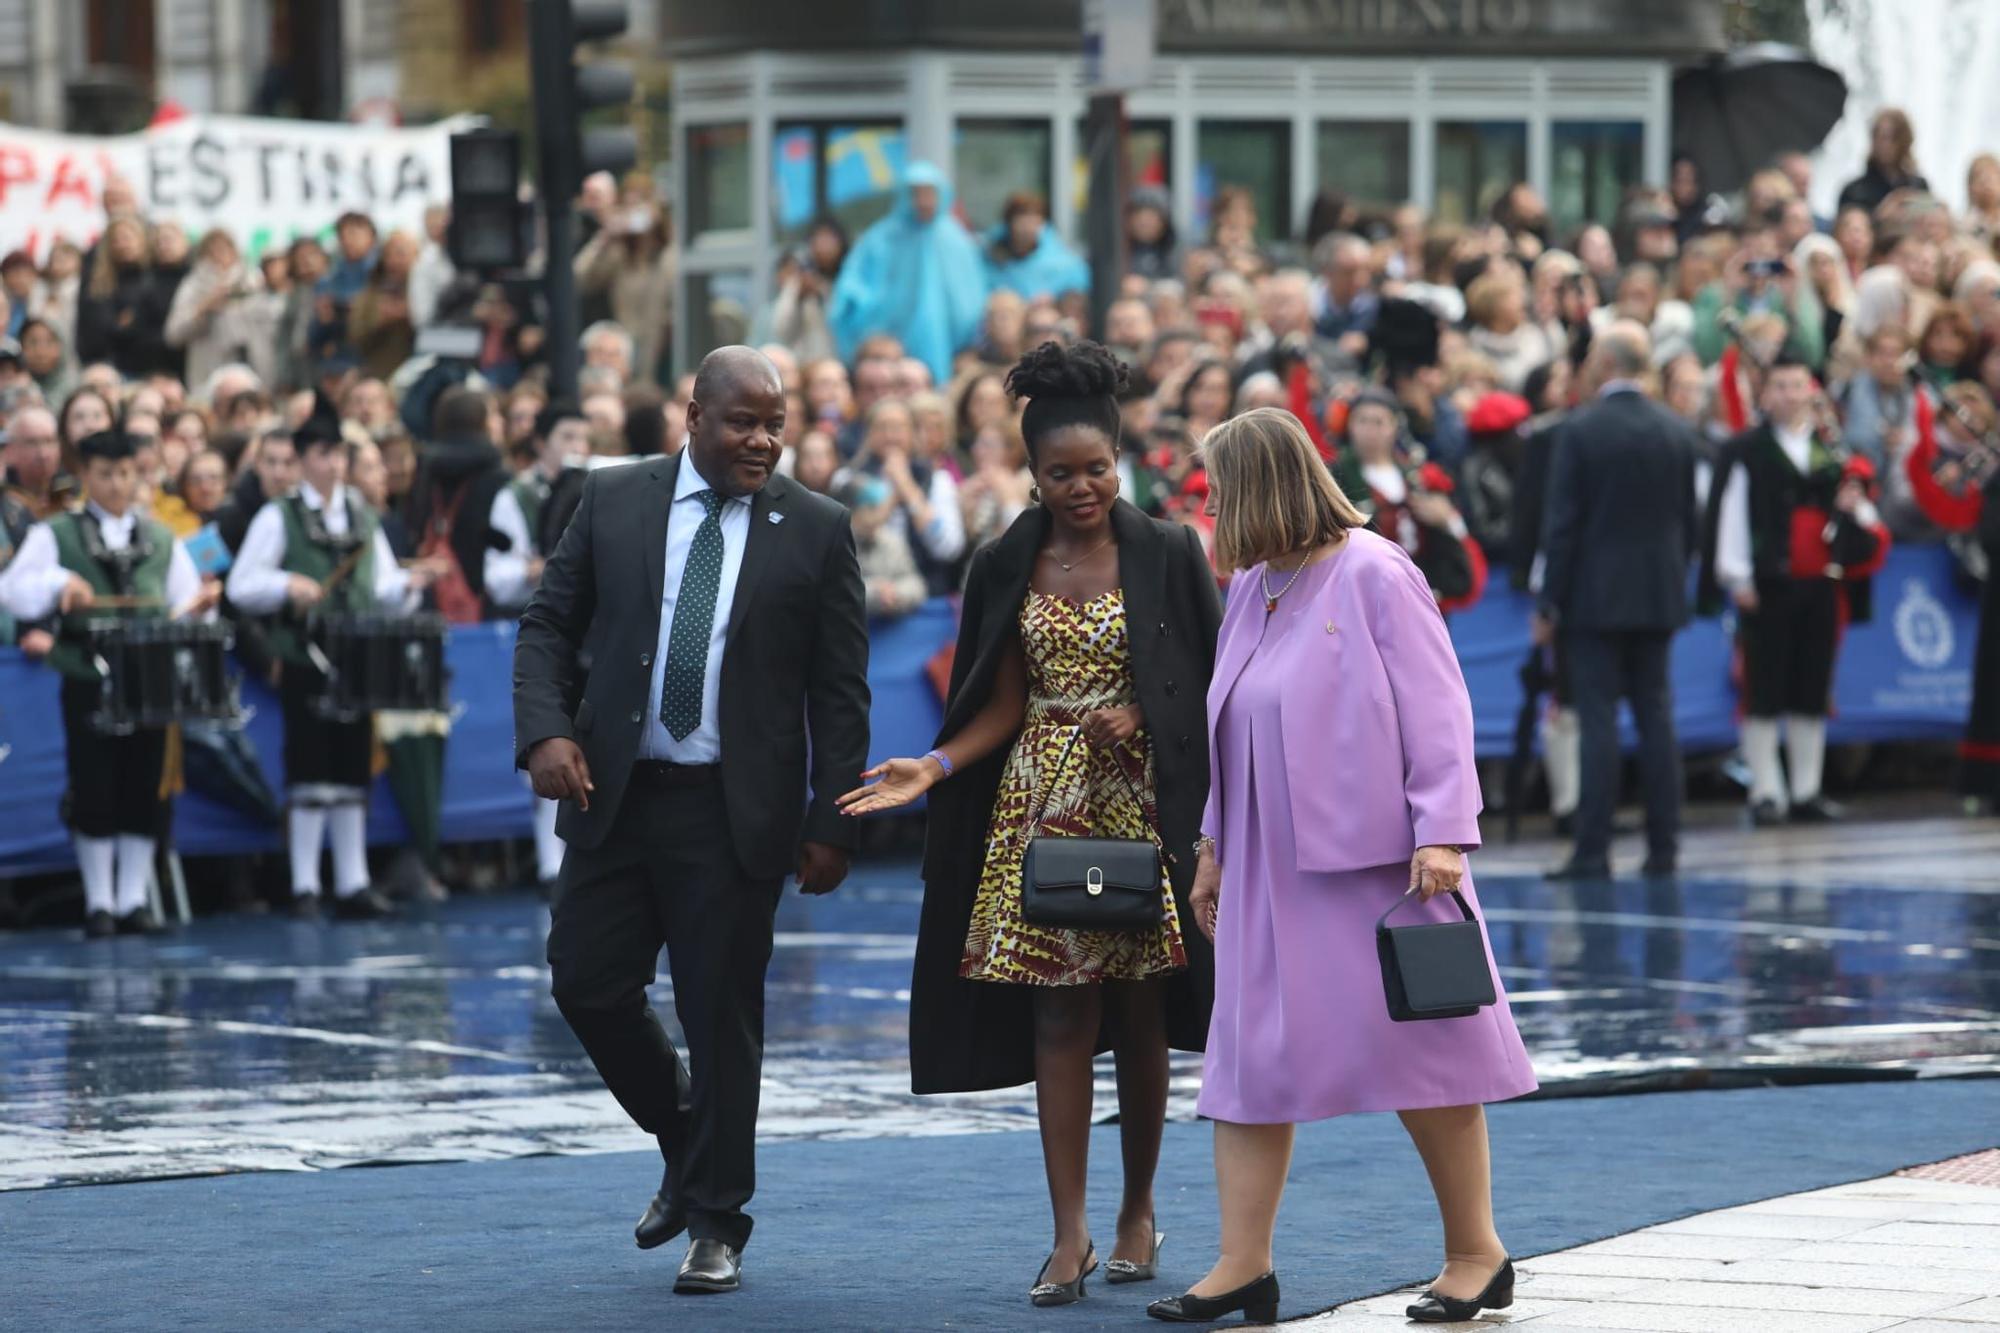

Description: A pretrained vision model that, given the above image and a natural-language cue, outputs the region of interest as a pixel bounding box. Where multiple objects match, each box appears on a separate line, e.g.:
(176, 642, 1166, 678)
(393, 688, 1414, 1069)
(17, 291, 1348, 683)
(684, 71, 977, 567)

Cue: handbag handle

(1023, 722, 1159, 841)
(1376, 886, 1478, 932)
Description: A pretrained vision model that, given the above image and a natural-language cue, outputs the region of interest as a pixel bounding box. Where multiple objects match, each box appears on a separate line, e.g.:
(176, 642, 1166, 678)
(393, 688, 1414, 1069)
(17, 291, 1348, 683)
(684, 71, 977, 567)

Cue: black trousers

(1741, 577, 1841, 718)
(279, 664, 373, 792)
(1567, 628, 1681, 867)
(546, 765, 782, 1251)
(60, 679, 168, 838)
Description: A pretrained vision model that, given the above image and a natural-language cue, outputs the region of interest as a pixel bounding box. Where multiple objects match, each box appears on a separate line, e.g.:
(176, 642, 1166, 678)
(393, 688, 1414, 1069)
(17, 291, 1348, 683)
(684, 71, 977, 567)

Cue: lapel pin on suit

(768, 511, 785, 525)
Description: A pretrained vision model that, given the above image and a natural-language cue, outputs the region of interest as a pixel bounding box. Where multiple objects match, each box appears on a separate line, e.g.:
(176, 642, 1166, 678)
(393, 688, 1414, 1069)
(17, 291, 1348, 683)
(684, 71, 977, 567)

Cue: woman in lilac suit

(1148, 409, 1537, 1327)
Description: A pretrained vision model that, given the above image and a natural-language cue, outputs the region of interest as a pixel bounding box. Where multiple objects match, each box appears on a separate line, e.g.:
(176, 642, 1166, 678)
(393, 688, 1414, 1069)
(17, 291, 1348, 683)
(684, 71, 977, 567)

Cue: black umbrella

(1673, 43, 1847, 196)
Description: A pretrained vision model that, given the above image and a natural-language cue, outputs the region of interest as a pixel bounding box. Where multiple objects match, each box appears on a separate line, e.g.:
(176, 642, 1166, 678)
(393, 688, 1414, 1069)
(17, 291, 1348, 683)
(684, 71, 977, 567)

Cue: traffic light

(528, 0, 639, 398)
(446, 128, 528, 272)
(528, 0, 638, 203)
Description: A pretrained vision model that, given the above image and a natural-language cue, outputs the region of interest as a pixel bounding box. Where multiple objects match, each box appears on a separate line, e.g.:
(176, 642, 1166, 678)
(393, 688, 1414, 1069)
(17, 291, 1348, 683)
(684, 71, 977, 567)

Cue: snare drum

(83, 617, 240, 734)
(305, 613, 449, 720)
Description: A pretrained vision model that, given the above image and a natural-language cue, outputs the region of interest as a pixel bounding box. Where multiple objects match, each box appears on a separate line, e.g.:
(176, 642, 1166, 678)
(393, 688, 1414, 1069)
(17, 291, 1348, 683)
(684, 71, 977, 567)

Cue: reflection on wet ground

(3, 821, 1998, 1189)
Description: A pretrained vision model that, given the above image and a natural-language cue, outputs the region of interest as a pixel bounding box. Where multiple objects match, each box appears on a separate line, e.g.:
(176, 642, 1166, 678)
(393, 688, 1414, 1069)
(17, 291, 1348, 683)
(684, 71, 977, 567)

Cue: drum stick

(89, 595, 165, 609)
(319, 543, 369, 594)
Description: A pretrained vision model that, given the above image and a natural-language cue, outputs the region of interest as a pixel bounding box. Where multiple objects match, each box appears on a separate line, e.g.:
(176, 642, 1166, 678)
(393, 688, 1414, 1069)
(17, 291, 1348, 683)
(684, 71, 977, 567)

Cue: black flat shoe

(673, 1238, 741, 1294)
(1790, 795, 1846, 823)
(1749, 798, 1787, 827)
(1029, 1244, 1097, 1307)
(1406, 1257, 1513, 1323)
(330, 887, 398, 920)
(1543, 858, 1610, 881)
(116, 907, 165, 936)
(1147, 1271, 1279, 1324)
(83, 910, 117, 939)
(1106, 1219, 1164, 1284)
(290, 893, 322, 921)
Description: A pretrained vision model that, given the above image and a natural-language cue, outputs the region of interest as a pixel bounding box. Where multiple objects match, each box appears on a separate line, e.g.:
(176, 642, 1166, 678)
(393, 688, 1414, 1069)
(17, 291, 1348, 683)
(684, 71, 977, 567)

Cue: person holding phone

(575, 182, 676, 386)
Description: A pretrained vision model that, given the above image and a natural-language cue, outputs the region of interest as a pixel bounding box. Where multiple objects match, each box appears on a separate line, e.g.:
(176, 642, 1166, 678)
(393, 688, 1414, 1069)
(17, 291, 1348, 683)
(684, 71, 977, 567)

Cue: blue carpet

(5, 1079, 1996, 1332)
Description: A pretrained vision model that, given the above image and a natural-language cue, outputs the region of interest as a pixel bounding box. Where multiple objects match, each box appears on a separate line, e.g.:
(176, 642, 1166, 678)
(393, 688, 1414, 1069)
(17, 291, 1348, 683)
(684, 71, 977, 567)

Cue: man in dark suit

(513, 345, 870, 1294)
(1536, 321, 1698, 879)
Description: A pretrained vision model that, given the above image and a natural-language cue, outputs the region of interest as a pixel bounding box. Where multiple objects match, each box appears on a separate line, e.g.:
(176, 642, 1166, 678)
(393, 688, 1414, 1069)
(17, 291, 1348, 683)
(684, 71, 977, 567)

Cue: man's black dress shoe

(83, 910, 118, 939)
(1790, 794, 1846, 823)
(674, 1238, 742, 1294)
(635, 1191, 686, 1250)
(1640, 855, 1677, 878)
(330, 887, 398, 921)
(1407, 1256, 1513, 1322)
(116, 907, 165, 936)
(1749, 798, 1787, 827)
(1543, 858, 1611, 881)
(1147, 1271, 1279, 1324)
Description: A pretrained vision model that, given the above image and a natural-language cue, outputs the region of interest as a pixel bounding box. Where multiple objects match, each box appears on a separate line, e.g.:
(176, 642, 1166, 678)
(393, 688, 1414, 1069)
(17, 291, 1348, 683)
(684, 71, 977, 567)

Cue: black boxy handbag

(1376, 887, 1497, 1022)
(1020, 728, 1165, 932)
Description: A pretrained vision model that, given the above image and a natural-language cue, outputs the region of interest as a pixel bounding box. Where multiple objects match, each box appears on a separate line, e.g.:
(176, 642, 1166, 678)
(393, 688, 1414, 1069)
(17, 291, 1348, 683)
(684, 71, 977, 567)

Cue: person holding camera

(576, 183, 677, 386)
(1692, 228, 1827, 371)
(166, 228, 266, 394)
(762, 219, 847, 364)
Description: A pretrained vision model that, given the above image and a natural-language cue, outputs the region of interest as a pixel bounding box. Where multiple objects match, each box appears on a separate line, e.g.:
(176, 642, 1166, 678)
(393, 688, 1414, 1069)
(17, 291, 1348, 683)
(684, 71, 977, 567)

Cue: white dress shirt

(484, 484, 536, 611)
(1714, 421, 1879, 590)
(638, 456, 753, 764)
(0, 502, 203, 620)
(226, 482, 411, 614)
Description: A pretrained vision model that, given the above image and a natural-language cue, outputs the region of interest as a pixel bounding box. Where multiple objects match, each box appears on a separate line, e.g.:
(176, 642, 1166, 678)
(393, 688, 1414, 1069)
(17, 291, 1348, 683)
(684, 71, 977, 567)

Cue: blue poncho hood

(985, 220, 1091, 302)
(829, 161, 989, 382)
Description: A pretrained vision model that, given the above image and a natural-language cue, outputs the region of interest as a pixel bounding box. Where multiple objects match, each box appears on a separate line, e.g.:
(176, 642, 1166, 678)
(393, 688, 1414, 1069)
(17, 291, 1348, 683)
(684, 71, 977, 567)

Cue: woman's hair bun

(1004, 339, 1129, 405)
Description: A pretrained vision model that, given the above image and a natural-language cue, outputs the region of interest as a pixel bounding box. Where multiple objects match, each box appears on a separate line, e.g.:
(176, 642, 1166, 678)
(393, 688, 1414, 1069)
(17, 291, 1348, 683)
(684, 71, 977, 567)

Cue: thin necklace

(1260, 551, 1312, 614)
(1044, 534, 1113, 573)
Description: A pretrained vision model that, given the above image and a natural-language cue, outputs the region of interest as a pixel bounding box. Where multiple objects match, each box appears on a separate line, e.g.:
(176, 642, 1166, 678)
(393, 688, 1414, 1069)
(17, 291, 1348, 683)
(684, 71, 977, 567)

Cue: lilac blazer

(1202, 528, 1484, 873)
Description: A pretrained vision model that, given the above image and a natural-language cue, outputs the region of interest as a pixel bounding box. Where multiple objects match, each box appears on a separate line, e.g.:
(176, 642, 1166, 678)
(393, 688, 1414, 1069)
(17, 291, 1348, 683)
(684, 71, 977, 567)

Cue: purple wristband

(923, 749, 954, 779)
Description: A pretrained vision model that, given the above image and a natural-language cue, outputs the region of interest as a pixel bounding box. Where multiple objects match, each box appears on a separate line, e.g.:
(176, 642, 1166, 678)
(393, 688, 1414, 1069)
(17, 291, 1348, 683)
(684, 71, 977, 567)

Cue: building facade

(666, 0, 1727, 367)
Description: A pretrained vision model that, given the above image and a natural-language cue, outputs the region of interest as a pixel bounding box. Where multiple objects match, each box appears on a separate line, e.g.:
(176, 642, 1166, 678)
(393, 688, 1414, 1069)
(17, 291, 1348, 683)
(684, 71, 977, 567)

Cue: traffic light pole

(542, 198, 581, 402)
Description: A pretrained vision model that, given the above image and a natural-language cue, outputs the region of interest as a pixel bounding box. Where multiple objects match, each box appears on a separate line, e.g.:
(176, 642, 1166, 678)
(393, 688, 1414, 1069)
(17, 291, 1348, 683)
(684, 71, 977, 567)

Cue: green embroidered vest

(510, 476, 546, 553)
(267, 491, 381, 666)
(45, 510, 174, 682)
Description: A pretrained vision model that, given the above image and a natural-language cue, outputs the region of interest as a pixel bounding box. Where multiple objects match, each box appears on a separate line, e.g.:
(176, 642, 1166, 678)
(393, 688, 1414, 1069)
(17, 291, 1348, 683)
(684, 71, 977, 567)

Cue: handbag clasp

(1086, 866, 1105, 896)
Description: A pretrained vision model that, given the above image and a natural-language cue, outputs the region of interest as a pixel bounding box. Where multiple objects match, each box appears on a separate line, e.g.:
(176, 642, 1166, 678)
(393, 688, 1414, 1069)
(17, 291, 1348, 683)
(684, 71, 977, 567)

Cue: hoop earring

(1030, 485, 1043, 505)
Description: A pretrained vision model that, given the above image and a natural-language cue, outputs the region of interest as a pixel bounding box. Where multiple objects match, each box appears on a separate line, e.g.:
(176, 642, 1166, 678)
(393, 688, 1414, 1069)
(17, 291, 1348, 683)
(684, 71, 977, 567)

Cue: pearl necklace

(1260, 555, 1310, 614)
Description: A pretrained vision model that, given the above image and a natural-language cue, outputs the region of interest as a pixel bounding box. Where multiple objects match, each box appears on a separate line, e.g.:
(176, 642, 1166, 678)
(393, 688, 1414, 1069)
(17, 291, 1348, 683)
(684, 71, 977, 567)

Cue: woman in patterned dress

(842, 341, 1222, 1306)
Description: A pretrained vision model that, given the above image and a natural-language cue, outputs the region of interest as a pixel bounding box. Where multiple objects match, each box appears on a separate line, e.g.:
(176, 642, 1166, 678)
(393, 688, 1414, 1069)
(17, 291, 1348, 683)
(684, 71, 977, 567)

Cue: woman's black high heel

(1029, 1243, 1098, 1307)
(1406, 1256, 1513, 1323)
(1105, 1217, 1165, 1284)
(1146, 1271, 1279, 1324)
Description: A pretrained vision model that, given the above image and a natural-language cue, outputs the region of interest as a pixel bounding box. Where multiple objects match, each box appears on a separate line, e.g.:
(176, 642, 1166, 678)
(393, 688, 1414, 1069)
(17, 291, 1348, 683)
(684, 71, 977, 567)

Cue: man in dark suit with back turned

(514, 345, 870, 1294)
(1535, 321, 1698, 880)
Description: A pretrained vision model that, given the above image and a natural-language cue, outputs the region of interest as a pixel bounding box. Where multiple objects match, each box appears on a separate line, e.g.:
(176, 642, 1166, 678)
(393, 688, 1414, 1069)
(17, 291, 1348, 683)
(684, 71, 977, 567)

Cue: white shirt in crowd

(0, 502, 203, 621)
(1713, 419, 1881, 592)
(637, 455, 753, 766)
(485, 486, 536, 612)
(226, 482, 413, 614)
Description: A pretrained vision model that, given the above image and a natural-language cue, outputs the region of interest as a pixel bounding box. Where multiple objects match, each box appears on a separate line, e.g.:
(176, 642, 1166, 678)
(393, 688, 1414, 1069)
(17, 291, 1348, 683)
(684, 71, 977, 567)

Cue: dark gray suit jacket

(1539, 387, 1700, 633)
(512, 456, 870, 877)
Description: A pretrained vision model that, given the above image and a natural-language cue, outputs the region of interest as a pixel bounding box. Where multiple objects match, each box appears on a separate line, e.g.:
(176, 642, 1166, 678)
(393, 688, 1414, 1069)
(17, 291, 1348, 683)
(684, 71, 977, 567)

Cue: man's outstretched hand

(528, 737, 594, 811)
(796, 841, 849, 896)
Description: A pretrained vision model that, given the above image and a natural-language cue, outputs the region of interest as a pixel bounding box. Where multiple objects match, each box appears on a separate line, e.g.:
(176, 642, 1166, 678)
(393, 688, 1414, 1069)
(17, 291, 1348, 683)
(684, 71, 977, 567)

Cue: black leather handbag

(1020, 728, 1165, 932)
(1376, 887, 1497, 1022)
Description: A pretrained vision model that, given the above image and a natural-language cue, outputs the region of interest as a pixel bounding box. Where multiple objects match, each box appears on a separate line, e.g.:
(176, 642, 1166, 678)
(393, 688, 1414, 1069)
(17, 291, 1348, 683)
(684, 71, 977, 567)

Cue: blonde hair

(1199, 407, 1365, 573)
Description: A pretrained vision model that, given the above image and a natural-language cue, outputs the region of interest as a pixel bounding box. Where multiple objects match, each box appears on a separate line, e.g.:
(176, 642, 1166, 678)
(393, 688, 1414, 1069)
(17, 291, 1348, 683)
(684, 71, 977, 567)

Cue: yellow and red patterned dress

(961, 588, 1187, 986)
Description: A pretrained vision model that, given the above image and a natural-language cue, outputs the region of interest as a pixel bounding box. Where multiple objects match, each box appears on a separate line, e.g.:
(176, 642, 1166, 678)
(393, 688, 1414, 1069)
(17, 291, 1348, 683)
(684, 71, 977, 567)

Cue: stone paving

(1298, 1151, 2000, 1331)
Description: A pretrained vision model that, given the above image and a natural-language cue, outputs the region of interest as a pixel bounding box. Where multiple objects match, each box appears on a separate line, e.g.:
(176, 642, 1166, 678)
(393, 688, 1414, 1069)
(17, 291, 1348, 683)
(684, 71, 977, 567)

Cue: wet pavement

(3, 809, 1998, 1190)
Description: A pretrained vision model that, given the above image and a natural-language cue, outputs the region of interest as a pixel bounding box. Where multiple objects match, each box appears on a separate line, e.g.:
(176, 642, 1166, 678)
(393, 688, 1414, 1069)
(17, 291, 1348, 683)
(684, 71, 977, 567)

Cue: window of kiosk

(1316, 121, 1412, 214)
(1551, 120, 1644, 234)
(1433, 121, 1527, 227)
(956, 120, 1053, 237)
(1196, 121, 1292, 242)
(1071, 119, 1173, 233)
(771, 121, 905, 249)
(685, 122, 751, 239)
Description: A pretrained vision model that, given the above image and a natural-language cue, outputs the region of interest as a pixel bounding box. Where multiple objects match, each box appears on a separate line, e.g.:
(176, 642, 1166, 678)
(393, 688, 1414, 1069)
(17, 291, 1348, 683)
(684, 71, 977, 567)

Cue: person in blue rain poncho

(830, 161, 989, 384)
(984, 191, 1091, 304)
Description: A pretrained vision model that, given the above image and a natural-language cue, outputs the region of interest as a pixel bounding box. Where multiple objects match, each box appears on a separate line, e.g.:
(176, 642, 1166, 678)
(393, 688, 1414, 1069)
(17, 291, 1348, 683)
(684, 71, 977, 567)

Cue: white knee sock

(1785, 714, 1828, 803)
(114, 835, 155, 917)
(1742, 716, 1785, 806)
(328, 804, 369, 898)
(289, 805, 328, 896)
(1543, 707, 1581, 817)
(75, 836, 116, 917)
(533, 796, 565, 881)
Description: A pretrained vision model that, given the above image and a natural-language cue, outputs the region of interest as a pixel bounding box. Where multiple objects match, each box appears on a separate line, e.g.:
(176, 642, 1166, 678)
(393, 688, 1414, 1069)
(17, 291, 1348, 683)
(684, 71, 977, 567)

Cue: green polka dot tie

(661, 489, 725, 741)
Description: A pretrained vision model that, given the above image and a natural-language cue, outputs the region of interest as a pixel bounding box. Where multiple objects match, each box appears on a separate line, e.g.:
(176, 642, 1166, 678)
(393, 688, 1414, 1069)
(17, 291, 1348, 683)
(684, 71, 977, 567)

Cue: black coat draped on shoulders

(908, 499, 1224, 1094)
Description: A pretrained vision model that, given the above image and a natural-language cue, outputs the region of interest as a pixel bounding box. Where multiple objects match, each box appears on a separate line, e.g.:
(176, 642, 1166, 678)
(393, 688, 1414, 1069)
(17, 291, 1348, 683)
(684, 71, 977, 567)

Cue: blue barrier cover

(0, 550, 1976, 872)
